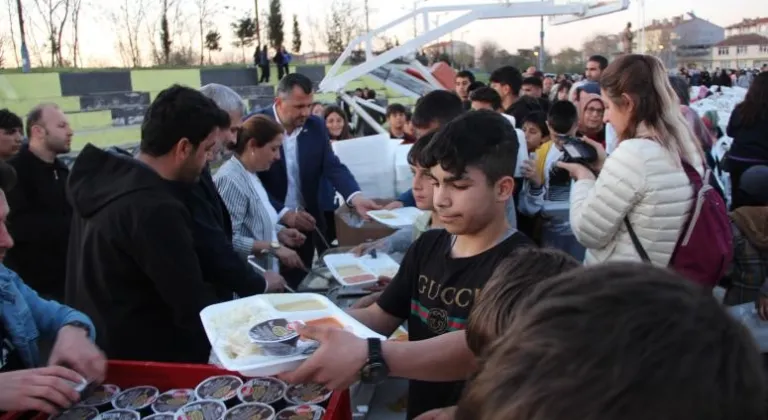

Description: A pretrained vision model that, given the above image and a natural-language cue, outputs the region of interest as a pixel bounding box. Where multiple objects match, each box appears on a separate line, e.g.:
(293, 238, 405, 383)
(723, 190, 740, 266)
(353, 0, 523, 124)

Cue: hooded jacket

(65, 144, 219, 363)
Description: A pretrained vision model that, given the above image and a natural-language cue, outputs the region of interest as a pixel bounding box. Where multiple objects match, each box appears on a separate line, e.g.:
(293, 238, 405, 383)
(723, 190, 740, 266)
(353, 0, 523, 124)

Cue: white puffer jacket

(570, 138, 704, 266)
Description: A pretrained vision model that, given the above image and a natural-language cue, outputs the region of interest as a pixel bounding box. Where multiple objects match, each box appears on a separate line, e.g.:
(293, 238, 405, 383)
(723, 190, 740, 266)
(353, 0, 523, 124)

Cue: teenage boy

(454, 70, 475, 102)
(282, 110, 532, 419)
(418, 247, 580, 420)
(387, 103, 416, 144)
(521, 76, 544, 98)
(519, 100, 587, 260)
(456, 262, 767, 420)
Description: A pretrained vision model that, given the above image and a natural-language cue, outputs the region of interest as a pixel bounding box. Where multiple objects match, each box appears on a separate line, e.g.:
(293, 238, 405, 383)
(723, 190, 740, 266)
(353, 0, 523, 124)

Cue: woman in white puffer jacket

(557, 54, 706, 266)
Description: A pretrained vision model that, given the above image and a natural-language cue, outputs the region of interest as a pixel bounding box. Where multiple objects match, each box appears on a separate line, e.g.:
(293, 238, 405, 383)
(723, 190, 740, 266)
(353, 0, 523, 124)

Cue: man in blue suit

(249, 74, 381, 287)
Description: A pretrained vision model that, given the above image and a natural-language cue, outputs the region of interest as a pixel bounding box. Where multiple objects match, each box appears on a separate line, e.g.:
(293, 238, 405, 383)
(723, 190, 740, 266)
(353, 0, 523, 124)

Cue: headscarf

(578, 94, 606, 143)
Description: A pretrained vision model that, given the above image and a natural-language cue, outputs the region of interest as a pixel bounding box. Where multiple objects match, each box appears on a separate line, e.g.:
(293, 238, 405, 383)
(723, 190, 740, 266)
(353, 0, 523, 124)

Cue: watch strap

(367, 337, 383, 362)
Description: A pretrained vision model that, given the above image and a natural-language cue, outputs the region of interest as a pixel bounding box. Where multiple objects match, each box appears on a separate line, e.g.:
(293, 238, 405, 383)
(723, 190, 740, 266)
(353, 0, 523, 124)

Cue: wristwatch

(360, 338, 389, 385)
(63, 321, 91, 336)
(261, 241, 282, 255)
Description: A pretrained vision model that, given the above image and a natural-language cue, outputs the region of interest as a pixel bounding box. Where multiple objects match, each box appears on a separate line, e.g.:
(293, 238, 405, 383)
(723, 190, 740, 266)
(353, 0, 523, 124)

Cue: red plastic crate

(0, 361, 351, 420)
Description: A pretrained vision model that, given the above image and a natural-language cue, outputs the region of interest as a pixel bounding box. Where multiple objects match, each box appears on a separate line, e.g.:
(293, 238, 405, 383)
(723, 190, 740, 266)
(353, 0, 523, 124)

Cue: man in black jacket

(65, 85, 230, 363)
(6, 104, 72, 301)
(196, 83, 285, 297)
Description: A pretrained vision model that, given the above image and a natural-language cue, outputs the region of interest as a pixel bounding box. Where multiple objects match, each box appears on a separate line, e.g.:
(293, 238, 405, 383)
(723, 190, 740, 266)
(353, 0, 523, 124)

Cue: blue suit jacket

(248, 108, 360, 228)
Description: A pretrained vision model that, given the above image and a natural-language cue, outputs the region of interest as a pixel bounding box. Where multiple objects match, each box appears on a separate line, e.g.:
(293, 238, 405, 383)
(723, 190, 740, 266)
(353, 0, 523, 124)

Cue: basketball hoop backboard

(549, 0, 630, 25)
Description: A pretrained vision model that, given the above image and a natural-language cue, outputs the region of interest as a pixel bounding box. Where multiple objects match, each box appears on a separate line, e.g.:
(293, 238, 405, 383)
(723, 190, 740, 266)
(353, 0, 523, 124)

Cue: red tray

(0, 361, 351, 420)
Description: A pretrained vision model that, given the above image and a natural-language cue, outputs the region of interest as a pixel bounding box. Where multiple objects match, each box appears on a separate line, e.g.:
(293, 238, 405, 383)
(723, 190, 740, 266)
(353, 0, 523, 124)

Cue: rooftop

(725, 18, 768, 30)
(715, 33, 768, 47)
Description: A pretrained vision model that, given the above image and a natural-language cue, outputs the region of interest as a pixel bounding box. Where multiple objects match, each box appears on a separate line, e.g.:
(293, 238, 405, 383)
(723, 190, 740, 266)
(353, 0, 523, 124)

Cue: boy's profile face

(428, 164, 514, 235)
(410, 164, 435, 211)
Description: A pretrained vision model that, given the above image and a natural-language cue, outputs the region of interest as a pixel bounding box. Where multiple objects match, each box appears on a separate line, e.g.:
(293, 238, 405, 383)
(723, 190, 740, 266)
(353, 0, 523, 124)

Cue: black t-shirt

(377, 229, 533, 419)
(0, 322, 25, 373)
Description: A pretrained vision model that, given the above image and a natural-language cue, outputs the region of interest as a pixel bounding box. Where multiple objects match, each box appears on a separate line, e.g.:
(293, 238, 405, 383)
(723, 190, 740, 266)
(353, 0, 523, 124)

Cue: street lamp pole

(538, 0, 545, 70)
(254, 0, 261, 46)
(16, 0, 30, 73)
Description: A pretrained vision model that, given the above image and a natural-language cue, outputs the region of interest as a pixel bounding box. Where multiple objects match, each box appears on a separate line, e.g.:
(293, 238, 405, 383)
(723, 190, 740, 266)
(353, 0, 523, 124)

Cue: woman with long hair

(558, 54, 706, 266)
(726, 72, 768, 210)
(214, 115, 306, 271)
(323, 105, 352, 141)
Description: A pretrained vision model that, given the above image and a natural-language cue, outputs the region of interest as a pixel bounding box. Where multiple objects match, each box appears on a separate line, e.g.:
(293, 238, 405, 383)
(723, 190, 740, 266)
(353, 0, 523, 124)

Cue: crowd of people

(0, 50, 766, 420)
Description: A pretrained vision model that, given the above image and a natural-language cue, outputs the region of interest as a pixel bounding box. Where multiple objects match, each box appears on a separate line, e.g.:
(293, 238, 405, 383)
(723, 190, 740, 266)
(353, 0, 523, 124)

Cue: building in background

(423, 40, 476, 68)
(725, 18, 768, 38)
(711, 34, 768, 69)
(633, 13, 724, 69)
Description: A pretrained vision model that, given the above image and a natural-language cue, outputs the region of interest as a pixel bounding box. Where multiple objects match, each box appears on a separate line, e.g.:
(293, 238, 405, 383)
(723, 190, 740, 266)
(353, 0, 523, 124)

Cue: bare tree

(111, 0, 147, 67)
(304, 15, 320, 53)
(194, 0, 217, 66)
(5, 0, 20, 67)
(32, 0, 71, 66)
(325, 0, 362, 56)
(69, 0, 82, 67)
(0, 34, 6, 68)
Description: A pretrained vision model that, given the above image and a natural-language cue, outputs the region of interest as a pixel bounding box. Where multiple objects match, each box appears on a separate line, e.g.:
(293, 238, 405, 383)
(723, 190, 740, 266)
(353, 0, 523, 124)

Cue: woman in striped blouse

(214, 115, 306, 272)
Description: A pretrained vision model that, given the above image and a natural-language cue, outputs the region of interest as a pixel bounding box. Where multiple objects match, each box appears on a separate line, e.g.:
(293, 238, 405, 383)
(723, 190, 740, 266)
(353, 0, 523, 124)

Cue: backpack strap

(624, 216, 651, 263)
(679, 161, 714, 246)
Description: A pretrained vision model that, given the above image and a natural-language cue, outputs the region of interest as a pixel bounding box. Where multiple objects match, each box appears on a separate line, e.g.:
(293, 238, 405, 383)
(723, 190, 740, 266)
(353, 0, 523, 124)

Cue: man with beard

(6, 104, 73, 301)
(65, 85, 228, 363)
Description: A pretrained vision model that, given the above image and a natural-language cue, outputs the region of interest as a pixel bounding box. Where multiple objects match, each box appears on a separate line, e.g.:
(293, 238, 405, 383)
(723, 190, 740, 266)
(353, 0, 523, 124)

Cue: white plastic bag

(725, 303, 768, 352)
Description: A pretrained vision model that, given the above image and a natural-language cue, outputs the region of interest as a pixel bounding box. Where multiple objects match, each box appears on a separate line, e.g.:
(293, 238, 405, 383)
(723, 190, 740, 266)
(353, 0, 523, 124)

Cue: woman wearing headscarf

(576, 93, 606, 147)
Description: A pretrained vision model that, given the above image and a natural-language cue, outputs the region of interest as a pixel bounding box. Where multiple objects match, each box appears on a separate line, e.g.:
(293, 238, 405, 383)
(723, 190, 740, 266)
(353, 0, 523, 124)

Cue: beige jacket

(570, 138, 704, 265)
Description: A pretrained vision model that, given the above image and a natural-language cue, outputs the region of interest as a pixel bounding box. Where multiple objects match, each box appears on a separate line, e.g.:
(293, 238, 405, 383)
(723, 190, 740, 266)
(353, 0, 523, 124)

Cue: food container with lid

(78, 384, 121, 411)
(275, 405, 325, 420)
(152, 389, 196, 414)
(94, 409, 140, 420)
(237, 377, 286, 406)
(195, 375, 243, 406)
(175, 400, 227, 420)
(223, 403, 275, 420)
(247, 319, 303, 357)
(112, 386, 159, 412)
(49, 406, 99, 420)
(284, 383, 332, 407)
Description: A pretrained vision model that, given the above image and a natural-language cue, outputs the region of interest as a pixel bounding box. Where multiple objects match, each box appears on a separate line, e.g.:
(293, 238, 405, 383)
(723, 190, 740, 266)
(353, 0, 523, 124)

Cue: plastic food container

(78, 385, 121, 411)
(94, 410, 140, 420)
(175, 400, 226, 420)
(223, 403, 274, 420)
(237, 378, 286, 405)
(284, 384, 332, 407)
(275, 405, 325, 420)
(48, 406, 99, 420)
(152, 389, 196, 414)
(112, 386, 159, 411)
(248, 319, 302, 357)
(195, 376, 243, 405)
(144, 414, 174, 420)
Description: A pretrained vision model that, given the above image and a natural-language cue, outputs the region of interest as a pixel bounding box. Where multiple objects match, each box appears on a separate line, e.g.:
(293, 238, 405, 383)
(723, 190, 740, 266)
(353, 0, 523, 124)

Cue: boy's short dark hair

(457, 262, 767, 420)
(467, 81, 486, 94)
(468, 87, 502, 110)
(489, 66, 523, 96)
(386, 103, 408, 118)
(466, 248, 579, 357)
(547, 100, 578, 135)
(588, 54, 609, 70)
(0, 109, 23, 132)
(522, 76, 543, 89)
(521, 111, 550, 138)
(406, 131, 436, 167)
(140, 85, 230, 157)
(411, 90, 464, 130)
(420, 110, 519, 184)
(456, 70, 476, 83)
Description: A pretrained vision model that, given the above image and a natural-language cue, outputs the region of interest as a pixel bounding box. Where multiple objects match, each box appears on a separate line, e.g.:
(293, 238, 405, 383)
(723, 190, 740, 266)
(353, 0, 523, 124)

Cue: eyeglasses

(585, 107, 605, 115)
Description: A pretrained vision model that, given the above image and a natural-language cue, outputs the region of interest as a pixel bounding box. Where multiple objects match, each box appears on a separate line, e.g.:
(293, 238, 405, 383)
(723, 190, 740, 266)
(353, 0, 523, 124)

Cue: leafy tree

(291, 14, 301, 53)
(204, 29, 222, 64)
(267, 0, 284, 49)
(231, 16, 257, 63)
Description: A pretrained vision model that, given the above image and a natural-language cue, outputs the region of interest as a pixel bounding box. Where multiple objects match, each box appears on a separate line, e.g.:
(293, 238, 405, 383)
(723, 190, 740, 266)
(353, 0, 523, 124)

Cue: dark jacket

(181, 168, 267, 299)
(246, 108, 360, 231)
(5, 145, 71, 301)
(726, 106, 768, 210)
(65, 145, 219, 363)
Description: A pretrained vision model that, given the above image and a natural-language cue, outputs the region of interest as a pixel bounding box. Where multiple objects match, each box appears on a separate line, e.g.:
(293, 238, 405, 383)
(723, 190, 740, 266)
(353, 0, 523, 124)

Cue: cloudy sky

(3, 0, 768, 67)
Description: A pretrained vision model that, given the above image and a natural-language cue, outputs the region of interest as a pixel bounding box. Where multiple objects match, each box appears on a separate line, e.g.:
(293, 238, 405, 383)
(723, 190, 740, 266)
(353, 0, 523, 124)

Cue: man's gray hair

(199, 83, 246, 116)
